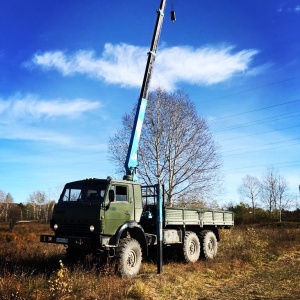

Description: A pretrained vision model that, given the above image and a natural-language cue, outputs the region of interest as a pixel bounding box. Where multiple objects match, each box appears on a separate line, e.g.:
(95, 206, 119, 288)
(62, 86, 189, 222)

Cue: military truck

(41, 0, 234, 277)
(40, 178, 233, 277)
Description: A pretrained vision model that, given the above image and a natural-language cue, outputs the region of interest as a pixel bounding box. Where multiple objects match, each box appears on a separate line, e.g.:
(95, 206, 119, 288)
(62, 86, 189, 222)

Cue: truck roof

(64, 178, 108, 188)
(64, 178, 141, 188)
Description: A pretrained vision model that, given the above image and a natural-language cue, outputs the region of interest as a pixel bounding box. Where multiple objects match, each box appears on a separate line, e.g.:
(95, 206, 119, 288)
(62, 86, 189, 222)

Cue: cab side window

(115, 186, 128, 202)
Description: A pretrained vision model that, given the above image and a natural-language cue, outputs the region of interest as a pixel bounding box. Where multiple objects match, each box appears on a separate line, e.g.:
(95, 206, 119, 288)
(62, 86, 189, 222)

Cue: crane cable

(171, 0, 176, 22)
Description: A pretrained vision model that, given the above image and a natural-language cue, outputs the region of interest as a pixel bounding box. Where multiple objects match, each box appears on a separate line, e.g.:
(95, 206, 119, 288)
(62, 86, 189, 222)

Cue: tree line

(0, 190, 55, 230)
(230, 167, 300, 224)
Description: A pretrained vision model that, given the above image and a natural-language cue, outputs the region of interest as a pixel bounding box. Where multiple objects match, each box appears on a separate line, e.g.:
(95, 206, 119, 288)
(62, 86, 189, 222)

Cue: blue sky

(1, 0, 300, 206)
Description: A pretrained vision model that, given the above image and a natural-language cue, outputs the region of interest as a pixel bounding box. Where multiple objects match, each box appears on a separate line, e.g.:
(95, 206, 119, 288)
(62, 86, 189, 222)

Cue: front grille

(58, 223, 89, 236)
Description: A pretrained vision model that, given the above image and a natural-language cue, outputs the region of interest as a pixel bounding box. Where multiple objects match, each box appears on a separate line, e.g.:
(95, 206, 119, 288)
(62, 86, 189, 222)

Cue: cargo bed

(164, 207, 234, 227)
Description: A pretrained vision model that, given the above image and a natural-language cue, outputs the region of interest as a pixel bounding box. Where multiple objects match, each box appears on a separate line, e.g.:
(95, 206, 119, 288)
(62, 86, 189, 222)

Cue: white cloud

(0, 94, 101, 120)
(154, 46, 259, 89)
(32, 45, 146, 88)
(0, 123, 73, 144)
(0, 95, 104, 145)
(31, 43, 259, 91)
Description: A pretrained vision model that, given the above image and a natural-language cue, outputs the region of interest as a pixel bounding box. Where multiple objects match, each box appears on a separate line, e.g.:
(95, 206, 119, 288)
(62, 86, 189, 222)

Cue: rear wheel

(200, 230, 218, 259)
(182, 232, 201, 263)
(116, 238, 142, 278)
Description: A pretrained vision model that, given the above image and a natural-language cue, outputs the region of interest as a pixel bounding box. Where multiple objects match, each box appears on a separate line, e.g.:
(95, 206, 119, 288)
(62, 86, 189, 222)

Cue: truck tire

(182, 232, 201, 263)
(116, 238, 142, 278)
(200, 230, 218, 259)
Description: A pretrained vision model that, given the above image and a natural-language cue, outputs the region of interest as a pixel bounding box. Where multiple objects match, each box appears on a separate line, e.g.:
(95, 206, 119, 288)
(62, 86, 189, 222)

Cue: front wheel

(116, 238, 142, 278)
(200, 230, 218, 259)
(182, 232, 201, 263)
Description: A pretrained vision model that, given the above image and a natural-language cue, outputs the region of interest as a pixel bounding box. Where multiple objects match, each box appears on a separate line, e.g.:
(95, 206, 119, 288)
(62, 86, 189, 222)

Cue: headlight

(53, 224, 58, 230)
(90, 225, 95, 232)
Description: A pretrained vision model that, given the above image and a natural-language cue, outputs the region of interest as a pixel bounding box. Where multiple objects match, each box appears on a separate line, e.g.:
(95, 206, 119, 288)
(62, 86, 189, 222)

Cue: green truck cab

(41, 177, 234, 277)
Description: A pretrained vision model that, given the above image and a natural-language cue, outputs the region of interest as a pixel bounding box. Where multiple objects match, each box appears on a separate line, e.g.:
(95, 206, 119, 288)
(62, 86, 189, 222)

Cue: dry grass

(0, 222, 299, 299)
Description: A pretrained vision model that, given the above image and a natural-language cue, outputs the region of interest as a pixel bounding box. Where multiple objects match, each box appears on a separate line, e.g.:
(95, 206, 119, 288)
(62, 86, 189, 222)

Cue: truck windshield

(61, 183, 107, 203)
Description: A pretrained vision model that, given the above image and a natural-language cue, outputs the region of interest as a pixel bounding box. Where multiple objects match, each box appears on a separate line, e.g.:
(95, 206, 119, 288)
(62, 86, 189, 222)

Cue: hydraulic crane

(124, 0, 167, 181)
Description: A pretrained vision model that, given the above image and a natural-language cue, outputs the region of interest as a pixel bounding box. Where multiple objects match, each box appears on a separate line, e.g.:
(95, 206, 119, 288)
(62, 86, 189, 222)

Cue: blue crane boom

(124, 0, 167, 181)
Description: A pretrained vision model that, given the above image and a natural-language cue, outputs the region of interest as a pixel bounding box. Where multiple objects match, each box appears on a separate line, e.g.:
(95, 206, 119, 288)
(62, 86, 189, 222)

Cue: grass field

(0, 222, 299, 299)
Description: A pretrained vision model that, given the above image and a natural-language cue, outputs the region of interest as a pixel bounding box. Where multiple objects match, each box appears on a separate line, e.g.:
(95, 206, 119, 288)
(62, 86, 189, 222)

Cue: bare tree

(28, 190, 46, 221)
(260, 167, 278, 214)
(260, 167, 290, 221)
(27, 191, 56, 222)
(0, 190, 5, 202)
(109, 88, 222, 205)
(238, 175, 261, 221)
(0, 192, 14, 222)
(276, 175, 291, 222)
(4, 193, 14, 222)
(0, 189, 6, 221)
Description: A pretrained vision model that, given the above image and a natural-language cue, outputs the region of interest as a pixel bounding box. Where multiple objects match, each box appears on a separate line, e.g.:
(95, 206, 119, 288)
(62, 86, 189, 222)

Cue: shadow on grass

(0, 253, 65, 278)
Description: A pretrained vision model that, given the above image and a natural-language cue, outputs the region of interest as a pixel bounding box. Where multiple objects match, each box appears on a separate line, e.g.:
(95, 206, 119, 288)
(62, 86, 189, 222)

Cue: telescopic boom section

(124, 0, 167, 181)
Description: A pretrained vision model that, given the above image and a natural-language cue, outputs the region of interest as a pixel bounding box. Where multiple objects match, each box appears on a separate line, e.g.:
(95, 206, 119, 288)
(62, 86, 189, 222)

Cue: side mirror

(108, 190, 115, 202)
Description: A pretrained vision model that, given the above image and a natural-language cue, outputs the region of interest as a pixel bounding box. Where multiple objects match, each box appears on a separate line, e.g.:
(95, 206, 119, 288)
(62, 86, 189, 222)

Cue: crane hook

(171, 10, 176, 22)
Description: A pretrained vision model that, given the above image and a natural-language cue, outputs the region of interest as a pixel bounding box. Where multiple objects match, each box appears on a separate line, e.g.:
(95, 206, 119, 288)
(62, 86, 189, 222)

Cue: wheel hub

(207, 239, 214, 253)
(127, 250, 137, 268)
(189, 241, 196, 255)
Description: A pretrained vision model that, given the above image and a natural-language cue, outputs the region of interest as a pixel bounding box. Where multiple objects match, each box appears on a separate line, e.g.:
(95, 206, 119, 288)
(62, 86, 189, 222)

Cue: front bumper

(40, 234, 92, 248)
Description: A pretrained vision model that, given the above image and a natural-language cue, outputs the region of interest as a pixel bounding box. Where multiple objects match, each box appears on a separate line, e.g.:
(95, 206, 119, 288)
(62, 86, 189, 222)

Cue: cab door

(103, 184, 134, 235)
